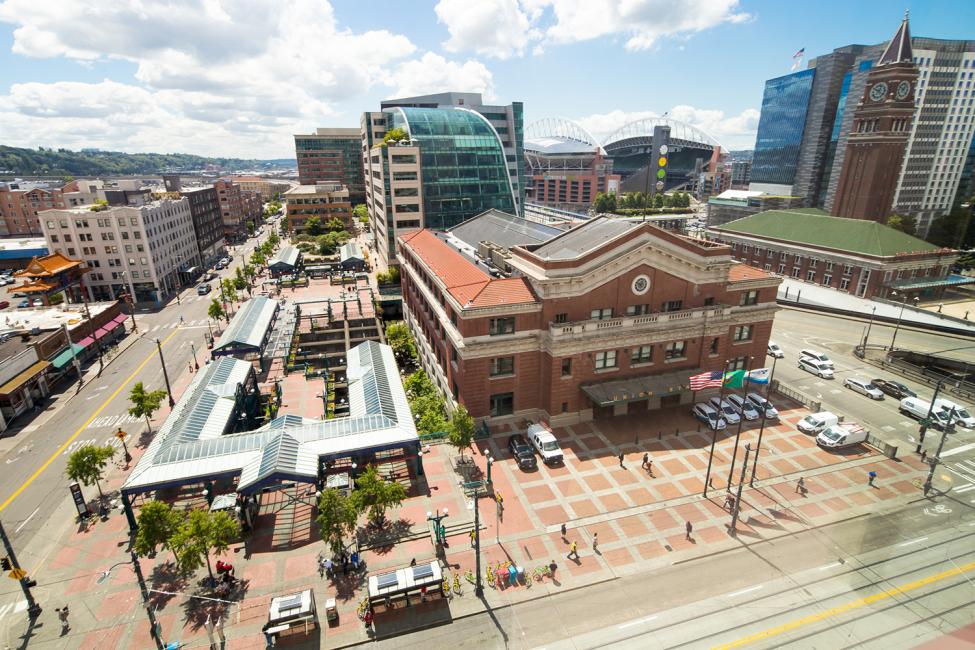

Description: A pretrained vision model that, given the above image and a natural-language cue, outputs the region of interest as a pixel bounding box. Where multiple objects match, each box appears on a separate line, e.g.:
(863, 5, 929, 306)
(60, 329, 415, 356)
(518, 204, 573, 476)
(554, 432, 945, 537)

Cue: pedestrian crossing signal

(0, 557, 10, 571)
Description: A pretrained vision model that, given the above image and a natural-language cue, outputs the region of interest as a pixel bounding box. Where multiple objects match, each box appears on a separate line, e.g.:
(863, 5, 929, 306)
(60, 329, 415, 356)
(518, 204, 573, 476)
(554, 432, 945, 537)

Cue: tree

(170, 509, 240, 582)
(353, 204, 369, 224)
(350, 465, 407, 527)
(592, 192, 617, 214)
(134, 500, 185, 559)
(385, 321, 416, 361)
(234, 267, 250, 295)
(306, 217, 323, 236)
(267, 232, 280, 249)
(246, 220, 255, 234)
(260, 241, 274, 257)
(326, 217, 346, 232)
(404, 369, 437, 400)
(382, 127, 409, 146)
(653, 193, 665, 208)
(448, 405, 475, 459)
(250, 249, 266, 267)
(926, 207, 971, 248)
(128, 381, 168, 433)
(208, 297, 227, 323)
(887, 214, 917, 236)
(65, 443, 115, 498)
(316, 489, 358, 557)
(221, 278, 238, 306)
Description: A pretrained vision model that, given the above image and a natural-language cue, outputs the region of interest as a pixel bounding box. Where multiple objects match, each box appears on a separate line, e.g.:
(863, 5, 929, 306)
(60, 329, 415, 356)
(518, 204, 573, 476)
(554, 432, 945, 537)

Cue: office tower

(293, 128, 366, 204)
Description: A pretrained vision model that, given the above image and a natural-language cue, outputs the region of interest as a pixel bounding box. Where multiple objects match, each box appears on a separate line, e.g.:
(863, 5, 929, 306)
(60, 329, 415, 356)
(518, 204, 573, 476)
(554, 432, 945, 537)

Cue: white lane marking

(941, 442, 975, 458)
(618, 615, 658, 630)
(14, 507, 39, 534)
(13, 600, 26, 613)
(955, 484, 975, 493)
(0, 603, 12, 621)
(726, 585, 763, 598)
(818, 562, 842, 571)
(898, 536, 929, 547)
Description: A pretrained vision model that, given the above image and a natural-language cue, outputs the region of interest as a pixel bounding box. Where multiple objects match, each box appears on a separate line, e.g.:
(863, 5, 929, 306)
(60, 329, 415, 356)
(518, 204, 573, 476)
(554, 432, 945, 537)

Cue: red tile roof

(401, 230, 538, 309)
(728, 264, 772, 282)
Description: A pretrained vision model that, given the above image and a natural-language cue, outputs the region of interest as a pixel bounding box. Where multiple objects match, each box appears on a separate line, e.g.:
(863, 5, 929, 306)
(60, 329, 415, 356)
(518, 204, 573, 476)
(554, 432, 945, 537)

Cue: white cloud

(389, 53, 495, 100)
(435, 0, 749, 57)
(435, 0, 534, 59)
(0, 0, 490, 157)
(576, 105, 760, 150)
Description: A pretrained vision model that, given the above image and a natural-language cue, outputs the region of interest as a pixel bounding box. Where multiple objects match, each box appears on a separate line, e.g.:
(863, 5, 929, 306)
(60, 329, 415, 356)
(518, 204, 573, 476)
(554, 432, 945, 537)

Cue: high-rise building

(213, 179, 246, 241)
(0, 182, 67, 236)
(293, 128, 365, 204)
(180, 186, 225, 268)
(833, 17, 918, 221)
(749, 16, 975, 235)
(361, 101, 519, 267)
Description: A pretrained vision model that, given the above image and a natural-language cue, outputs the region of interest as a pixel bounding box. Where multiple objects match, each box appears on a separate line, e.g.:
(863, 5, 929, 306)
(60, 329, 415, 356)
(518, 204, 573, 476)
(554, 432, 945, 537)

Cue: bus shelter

(367, 561, 443, 612)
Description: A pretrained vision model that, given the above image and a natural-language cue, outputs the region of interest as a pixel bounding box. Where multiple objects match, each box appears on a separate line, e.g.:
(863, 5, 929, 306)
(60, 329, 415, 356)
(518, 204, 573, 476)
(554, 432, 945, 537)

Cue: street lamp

(889, 292, 919, 351)
(190, 342, 199, 370)
(426, 508, 449, 547)
(155, 338, 175, 407)
(483, 450, 493, 485)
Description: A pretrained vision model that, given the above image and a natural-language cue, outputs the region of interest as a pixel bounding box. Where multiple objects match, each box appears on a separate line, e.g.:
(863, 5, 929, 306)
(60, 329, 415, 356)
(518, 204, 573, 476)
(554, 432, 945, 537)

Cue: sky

(0, 0, 973, 160)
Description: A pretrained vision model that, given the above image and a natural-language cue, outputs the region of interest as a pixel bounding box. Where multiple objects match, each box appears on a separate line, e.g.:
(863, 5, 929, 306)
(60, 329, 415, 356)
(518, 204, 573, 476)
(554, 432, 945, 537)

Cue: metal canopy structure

(268, 246, 301, 272)
(212, 296, 279, 357)
(604, 117, 725, 151)
(122, 340, 418, 497)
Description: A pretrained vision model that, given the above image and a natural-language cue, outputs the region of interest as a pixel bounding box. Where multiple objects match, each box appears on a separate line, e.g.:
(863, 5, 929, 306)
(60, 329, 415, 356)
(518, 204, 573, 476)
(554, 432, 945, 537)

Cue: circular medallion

(869, 82, 888, 102)
(632, 275, 650, 296)
(895, 80, 911, 100)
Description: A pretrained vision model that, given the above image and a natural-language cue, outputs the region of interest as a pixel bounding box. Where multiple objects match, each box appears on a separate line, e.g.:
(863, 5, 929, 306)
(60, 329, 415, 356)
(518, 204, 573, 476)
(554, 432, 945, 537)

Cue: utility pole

(81, 290, 103, 375)
(861, 306, 877, 349)
(130, 551, 164, 649)
(473, 484, 484, 596)
(923, 407, 955, 496)
(729, 444, 751, 536)
(916, 379, 945, 454)
(749, 354, 779, 487)
(155, 338, 175, 407)
(190, 342, 199, 370)
(726, 356, 753, 489)
(0, 519, 41, 618)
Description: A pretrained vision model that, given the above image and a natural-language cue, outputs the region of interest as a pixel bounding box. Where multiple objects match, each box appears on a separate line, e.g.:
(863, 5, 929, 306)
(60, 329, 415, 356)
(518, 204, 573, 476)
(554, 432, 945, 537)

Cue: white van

(527, 423, 564, 465)
(934, 399, 975, 428)
(799, 349, 834, 369)
(899, 397, 950, 428)
(798, 411, 839, 435)
(817, 423, 868, 449)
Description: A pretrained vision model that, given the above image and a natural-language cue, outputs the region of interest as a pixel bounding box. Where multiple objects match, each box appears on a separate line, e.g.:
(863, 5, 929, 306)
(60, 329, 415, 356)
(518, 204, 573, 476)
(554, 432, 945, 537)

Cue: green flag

(723, 369, 746, 389)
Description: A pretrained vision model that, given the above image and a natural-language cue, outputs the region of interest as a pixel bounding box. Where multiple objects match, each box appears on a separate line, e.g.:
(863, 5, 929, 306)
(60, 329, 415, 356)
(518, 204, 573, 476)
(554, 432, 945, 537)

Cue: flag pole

(749, 354, 779, 486)
(725, 356, 753, 490)
(702, 360, 730, 498)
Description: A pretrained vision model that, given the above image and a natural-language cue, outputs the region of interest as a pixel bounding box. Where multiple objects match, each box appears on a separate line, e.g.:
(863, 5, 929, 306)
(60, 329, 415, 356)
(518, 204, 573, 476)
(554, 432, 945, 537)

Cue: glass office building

(750, 69, 816, 189)
(294, 129, 366, 204)
(389, 107, 517, 230)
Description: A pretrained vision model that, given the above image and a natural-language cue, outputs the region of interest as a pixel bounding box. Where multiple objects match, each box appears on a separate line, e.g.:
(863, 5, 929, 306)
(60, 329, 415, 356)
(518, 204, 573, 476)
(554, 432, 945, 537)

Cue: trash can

(516, 566, 525, 584)
(508, 565, 517, 586)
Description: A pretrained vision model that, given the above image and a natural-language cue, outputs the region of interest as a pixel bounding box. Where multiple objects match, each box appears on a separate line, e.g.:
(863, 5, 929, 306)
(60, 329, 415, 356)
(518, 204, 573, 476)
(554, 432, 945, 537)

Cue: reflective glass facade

(390, 107, 517, 230)
(817, 60, 873, 204)
(751, 69, 815, 186)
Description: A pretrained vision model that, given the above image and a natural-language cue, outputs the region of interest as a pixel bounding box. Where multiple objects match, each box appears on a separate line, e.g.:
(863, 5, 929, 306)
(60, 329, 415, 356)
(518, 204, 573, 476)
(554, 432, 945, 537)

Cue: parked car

(507, 434, 537, 470)
(692, 403, 727, 430)
(203, 271, 218, 282)
(817, 423, 869, 450)
(708, 397, 741, 425)
(871, 378, 916, 400)
(799, 349, 834, 369)
(527, 423, 563, 465)
(17, 299, 30, 308)
(745, 392, 779, 419)
(767, 342, 785, 358)
(798, 356, 834, 378)
(0, 300, 9, 309)
(31, 298, 43, 307)
(197, 283, 212, 295)
(215, 261, 227, 270)
(726, 394, 760, 420)
(843, 377, 885, 400)
(797, 411, 839, 435)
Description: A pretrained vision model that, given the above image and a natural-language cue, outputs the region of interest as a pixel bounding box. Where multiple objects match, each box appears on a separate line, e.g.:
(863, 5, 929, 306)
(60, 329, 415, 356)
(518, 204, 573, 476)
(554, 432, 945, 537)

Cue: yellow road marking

(712, 560, 975, 649)
(0, 329, 181, 513)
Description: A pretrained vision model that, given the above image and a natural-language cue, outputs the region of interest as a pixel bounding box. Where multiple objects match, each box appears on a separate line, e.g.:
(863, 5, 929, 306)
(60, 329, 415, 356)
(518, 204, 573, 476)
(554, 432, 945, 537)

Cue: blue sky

(0, 0, 972, 158)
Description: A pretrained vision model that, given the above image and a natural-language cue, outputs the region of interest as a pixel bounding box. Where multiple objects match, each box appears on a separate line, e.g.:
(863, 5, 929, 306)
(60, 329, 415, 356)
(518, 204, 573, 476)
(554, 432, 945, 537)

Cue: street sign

(8, 569, 26, 580)
(69, 481, 90, 518)
(115, 430, 127, 440)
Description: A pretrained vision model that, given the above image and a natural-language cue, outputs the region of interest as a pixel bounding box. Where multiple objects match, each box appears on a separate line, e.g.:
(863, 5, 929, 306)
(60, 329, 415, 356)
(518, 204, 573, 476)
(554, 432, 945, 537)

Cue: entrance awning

(886, 273, 975, 292)
(582, 369, 696, 407)
(0, 360, 51, 396)
(51, 343, 88, 370)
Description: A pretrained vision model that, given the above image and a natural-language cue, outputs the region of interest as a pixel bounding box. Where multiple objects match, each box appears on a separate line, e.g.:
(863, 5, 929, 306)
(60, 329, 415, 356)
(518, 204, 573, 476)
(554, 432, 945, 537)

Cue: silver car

(708, 397, 741, 425)
(727, 394, 761, 420)
(843, 377, 884, 400)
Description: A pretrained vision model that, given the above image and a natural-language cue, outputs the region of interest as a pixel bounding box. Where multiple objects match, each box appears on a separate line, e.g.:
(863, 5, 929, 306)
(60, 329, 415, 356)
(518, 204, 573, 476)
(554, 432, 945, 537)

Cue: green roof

(714, 208, 941, 257)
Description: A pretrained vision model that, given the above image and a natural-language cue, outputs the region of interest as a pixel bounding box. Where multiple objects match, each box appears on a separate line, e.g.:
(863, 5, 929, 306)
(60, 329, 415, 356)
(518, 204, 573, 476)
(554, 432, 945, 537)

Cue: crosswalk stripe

(0, 603, 13, 621)
(956, 484, 975, 493)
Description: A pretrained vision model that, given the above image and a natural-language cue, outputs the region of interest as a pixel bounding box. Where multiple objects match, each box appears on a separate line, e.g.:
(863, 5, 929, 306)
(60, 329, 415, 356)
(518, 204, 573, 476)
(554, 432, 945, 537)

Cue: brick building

(213, 179, 245, 241)
(283, 183, 352, 234)
(398, 216, 780, 425)
(708, 208, 961, 300)
(0, 184, 67, 236)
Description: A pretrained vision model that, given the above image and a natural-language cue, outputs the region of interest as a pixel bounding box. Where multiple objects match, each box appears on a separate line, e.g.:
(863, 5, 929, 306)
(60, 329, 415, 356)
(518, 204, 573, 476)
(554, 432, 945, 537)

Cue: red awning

(94, 328, 110, 339)
(110, 313, 129, 327)
(77, 336, 94, 347)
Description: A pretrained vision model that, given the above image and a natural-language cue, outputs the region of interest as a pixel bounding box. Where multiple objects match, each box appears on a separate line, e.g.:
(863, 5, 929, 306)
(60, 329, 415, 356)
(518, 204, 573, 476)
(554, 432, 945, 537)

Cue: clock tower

(832, 13, 918, 222)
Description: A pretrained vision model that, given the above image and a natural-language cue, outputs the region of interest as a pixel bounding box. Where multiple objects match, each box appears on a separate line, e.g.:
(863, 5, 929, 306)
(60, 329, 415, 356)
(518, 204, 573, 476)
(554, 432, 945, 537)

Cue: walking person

(57, 606, 70, 635)
(560, 522, 567, 540)
(868, 470, 878, 487)
(619, 451, 625, 468)
(642, 452, 649, 470)
(685, 520, 693, 540)
(647, 457, 654, 477)
(470, 529, 476, 548)
(796, 477, 806, 494)
(592, 532, 598, 552)
(568, 540, 578, 560)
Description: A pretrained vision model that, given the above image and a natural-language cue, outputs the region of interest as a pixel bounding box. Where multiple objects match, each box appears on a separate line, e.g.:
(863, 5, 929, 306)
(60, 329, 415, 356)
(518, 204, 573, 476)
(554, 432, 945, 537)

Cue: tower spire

(879, 12, 913, 65)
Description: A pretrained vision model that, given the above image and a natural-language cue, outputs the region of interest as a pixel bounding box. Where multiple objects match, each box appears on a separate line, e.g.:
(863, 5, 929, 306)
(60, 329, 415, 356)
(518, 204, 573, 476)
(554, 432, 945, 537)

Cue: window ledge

(630, 361, 654, 368)
(489, 373, 515, 380)
(732, 339, 753, 346)
(664, 357, 687, 364)
(560, 374, 573, 380)
(594, 367, 619, 374)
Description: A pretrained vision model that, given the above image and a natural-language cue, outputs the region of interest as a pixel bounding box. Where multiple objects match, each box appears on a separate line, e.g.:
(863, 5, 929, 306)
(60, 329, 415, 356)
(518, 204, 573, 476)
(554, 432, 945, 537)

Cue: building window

(826, 261, 834, 271)
(740, 290, 758, 306)
(554, 312, 568, 324)
(590, 307, 613, 320)
(764, 264, 772, 271)
(777, 264, 785, 274)
(490, 393, 514, 417)
(823, 274, 832, 285)
(561, 358, 572, 376)
(840, 278, 850, 291)
(728, 356, 748, 371)
(625, 304, 650, 316)
(710, 337, 719, 354)
(490, 356, 514, 377)
(806, 270, 816, 281)
(662, 300, 683, 312)
(791, 267, 801, 278)
(665, 341, 687, 360)
(630, 345, 653, 364)
(450, 347, 458, 364)
(843, 264, 853, 275)
(488, 317, 515, 336)
(594, 350, 617, 370)
(733, 325, 753, 341)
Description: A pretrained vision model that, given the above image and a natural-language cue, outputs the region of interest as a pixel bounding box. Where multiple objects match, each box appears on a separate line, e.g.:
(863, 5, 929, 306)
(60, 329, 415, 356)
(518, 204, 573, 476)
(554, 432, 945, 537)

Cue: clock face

(895, 80, 911, 100)
(869, 82, 888, 102)
(632, 275, 650, 296)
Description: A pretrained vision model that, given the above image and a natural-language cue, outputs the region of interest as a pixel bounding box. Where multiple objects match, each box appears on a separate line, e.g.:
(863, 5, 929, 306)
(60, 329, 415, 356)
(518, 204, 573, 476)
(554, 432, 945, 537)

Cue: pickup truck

(816, 422, 868, 450)
(527, 423, 563, 465)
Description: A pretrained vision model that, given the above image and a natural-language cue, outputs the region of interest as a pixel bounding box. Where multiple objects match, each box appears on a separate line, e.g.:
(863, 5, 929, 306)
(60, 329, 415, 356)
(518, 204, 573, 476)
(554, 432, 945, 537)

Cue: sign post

(69, 481, 90, 518)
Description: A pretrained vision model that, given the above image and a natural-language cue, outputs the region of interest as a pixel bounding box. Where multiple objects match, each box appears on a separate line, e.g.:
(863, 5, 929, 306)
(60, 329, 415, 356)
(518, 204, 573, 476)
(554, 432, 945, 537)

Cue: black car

(872, 378, 917, 400)
(508, 434, 537, 470)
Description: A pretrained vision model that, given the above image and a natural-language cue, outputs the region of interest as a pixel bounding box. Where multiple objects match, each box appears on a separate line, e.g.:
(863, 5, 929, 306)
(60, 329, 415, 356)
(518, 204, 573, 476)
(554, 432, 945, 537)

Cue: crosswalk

(140, 318, 213, 332)
(947, 459, 975, 495)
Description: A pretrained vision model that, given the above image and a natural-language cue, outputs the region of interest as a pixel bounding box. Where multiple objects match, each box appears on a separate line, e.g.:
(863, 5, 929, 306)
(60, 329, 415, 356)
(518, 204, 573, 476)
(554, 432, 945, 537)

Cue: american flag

(690, 371, 724, 391)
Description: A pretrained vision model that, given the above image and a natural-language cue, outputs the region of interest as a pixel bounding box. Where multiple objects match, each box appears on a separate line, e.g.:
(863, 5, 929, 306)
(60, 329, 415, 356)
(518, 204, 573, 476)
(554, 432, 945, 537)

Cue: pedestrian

(410, 557, 417, 567)
(868, 470, 877, 486)
(796, 477, 805, 494)
(324, 557, 333, 578)
(592, 532, 598, 552)
(439, 524, 447, 547)
(685, 520, 693, 540)
(724, 494, 735, 511)
(57, 606, 69, 635)
(420, 585, 427, 602)
(179, 315, 185, 325)
(619, 451, 625, 468)
(568, 540, 578, 560)
(342, 553, 349, 575)
(351, 551, 360, 571)
(549, 559, 558, 578)
(642, 452, 649, 469)
(496, 493, 504, 511)
(920, 449, 928, 463)
(560, 522, 567, 539)
(647, 458, 653, 476)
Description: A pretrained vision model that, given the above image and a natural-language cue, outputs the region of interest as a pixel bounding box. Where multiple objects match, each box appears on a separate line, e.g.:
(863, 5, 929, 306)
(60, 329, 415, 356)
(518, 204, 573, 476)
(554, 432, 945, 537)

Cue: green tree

(351, 465, 407, 527)
(382, 127, 409, 146)
(316, 489, 358, 557)
(353, 204, 369, 223)
(447, 404, 475, 459)
(128, 381, 168, 433)
(653, 193, 665, 208)
(170, 509, 240, 582)
(65, 444, 116, 498)
(326, 217, 346, 232)
(234, 267, 250, 295)
(221, 278, 238, 306)
(246, 219, 255, 233)
(260, 241, 274, 257)
(306, 217, 323, 236)
(250, 249, 266, 267)
(926, 207, 971, 248)
(385, 321, 416, 361)
(208, 297, 227, 323)
(404, 369, 437, 400)
(267, 232, 280, 249)
(887, 214, 917, 236)
(134, 500, 185, 559)
(592, 192, 617, 214)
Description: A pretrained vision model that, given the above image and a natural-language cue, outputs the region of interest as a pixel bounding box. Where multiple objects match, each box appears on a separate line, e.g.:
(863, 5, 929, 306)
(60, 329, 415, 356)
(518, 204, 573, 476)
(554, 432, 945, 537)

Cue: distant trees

(306, 217, 323, 236)
(591, 191, 691, 214)
(926, 205, 973, 249)
(887, 214, 917, 236)
(353, 204, 369, 224)
(385, 321, 416, 362)
(448, 405, 475, 459)
(208, 297, 227, 323)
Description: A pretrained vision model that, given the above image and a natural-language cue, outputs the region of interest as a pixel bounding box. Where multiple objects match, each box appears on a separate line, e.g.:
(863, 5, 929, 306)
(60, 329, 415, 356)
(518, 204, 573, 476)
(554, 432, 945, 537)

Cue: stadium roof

(604, 116, 724, 150)
(524, 117, 604, 156)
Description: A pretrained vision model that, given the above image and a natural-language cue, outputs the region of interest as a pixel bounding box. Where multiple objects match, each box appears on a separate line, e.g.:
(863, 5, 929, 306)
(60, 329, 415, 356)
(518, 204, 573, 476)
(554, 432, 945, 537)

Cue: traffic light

(0, 557, 10, 571)
(655, 144, 669, 193)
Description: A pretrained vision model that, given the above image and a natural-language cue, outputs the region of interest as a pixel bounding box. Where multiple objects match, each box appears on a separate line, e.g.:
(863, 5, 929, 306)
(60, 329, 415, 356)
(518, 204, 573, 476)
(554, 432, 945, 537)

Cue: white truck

(527, 423, 564, 465)
(797, 411, 839, 435)
(816, 422, 868, 450)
